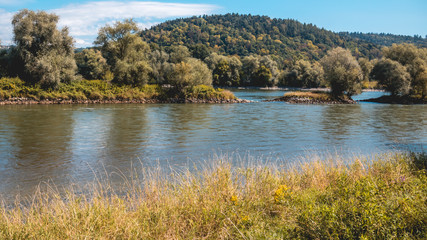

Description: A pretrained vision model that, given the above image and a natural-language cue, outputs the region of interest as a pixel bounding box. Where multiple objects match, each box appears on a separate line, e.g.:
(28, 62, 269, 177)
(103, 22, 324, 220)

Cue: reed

(0, 152, 426, 239)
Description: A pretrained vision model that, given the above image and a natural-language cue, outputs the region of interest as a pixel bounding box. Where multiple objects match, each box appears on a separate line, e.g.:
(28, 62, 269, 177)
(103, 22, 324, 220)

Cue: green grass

(0, 153, 425, 239)
(0, 78, 236, 102)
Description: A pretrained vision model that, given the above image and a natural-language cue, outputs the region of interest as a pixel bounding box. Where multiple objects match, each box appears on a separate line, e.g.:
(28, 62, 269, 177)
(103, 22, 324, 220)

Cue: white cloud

(0, 9, 13, 45)
(0, 1, 219, 47)
(53, 1, 219, 47)
(74, 38, 88, 45)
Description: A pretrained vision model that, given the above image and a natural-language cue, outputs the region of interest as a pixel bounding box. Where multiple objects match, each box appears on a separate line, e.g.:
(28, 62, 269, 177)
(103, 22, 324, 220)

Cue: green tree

(149, 50, 173, 84)
(168, 45, 191, 64)
(75, 49, 108, 80)
(253, 65, 272, 87)
(95, 19, 152, 85)
(168, 58, 212, 90)
(0, 46, 11, 78)
(280, 59, 324, 88)
(371, 59, 412, 96)
(205, 53, 242, 86)
(212, 60, 232, 86)
(358, 57, 374, 82)
(12, 9, 76, 89)
(320, 47, 363, 97)
(241, 55, 259, 86)
(260, 56, 280, 86)
(413, 65, 427, 98)
(382, 43, 419, 66)
(190, 43, 211, 60)
(241, 55, 278, 87)
(411, 58, 427, 98)
(381, 43, 427, 97)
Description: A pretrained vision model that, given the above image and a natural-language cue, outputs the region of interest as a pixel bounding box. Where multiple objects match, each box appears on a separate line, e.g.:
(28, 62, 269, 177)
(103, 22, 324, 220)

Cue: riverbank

(266, 91, 356, 104)
(1, 153, 425, 239)
(0, 78, 248, 105)
(0, 97, 250, 105)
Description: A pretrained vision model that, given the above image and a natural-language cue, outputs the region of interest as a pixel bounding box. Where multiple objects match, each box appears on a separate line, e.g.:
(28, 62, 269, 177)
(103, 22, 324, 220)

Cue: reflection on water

(321, 105, 363, 143)
(0, 106, 74, 196)
(0, 91, 425, 200)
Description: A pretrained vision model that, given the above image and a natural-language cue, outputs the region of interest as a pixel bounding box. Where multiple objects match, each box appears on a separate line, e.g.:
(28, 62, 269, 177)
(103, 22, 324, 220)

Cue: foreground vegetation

(0, 77, 236, 103)
(1, 153, 425, 239)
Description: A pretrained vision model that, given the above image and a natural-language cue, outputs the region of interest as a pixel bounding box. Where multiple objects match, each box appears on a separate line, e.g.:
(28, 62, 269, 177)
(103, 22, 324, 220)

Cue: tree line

(0, 10, 426, 99)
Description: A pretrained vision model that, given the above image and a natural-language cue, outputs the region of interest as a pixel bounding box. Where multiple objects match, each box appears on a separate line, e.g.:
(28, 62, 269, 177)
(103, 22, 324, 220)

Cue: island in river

(266, 91, 426, 104)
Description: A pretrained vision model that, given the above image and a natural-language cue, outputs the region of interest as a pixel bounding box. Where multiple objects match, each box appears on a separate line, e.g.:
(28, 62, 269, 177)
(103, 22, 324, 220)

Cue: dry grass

(0, 153, 426, 239)
(283, 91, 335, 101)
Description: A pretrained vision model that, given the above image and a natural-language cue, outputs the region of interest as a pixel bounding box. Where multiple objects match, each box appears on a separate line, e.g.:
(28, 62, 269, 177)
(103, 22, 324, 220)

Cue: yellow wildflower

(274, 184, 289, 203)
(230, 195, 238, 204)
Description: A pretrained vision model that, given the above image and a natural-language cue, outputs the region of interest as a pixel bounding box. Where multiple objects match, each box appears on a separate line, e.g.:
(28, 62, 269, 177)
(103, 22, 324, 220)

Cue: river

(0, 90, 425, 200)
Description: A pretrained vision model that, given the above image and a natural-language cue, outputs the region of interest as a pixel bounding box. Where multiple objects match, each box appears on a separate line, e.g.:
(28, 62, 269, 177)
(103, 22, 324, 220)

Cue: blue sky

(1, 0, 426, 47)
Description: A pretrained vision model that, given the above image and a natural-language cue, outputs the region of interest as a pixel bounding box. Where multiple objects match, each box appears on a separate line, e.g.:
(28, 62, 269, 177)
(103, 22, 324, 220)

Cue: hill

(141, 14, 381, 61)
(141, 14, 427, 62)
(339, 32, 427, 48)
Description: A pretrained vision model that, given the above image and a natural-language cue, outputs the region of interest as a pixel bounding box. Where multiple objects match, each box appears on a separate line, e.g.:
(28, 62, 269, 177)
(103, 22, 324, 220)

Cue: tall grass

(0, 153, 426, 239)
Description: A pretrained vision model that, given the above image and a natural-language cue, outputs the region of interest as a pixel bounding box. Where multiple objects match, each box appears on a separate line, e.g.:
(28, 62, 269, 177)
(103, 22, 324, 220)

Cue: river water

(0, 90, 425, 200)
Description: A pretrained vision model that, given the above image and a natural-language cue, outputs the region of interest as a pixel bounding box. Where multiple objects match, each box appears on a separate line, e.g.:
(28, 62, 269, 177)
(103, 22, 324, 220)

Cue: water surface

(0, 90, 425, 200)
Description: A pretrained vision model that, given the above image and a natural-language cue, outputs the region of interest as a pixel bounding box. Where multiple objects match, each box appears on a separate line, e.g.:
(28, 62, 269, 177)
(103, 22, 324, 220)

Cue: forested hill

(339, 32, 427, 48)
(141, 14, 384, 61)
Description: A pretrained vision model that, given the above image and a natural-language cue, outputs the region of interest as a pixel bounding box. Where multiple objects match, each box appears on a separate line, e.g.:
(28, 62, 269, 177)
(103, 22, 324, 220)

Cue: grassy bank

(0, 77, 236, 103)
(1, 153, 426, 239)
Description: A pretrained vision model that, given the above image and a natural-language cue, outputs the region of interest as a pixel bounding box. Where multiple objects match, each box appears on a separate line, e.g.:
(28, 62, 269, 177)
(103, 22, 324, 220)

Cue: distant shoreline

(227, 86, 384, 92)
(0, 97, 251, 105)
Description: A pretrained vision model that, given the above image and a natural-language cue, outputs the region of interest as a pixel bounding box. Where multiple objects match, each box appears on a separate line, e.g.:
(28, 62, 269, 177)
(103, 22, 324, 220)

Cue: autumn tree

(12, 9, 76, 89)
(95, 19, 151, 85)
(320, 47, 363, 97)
